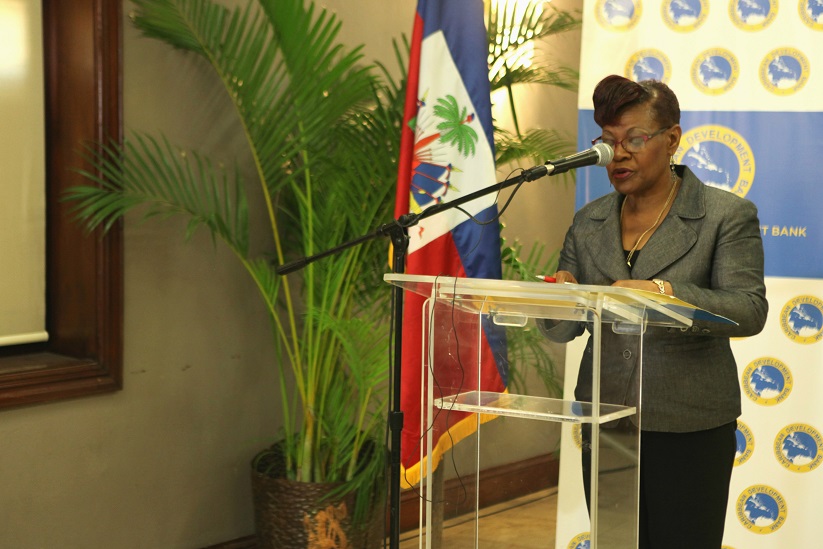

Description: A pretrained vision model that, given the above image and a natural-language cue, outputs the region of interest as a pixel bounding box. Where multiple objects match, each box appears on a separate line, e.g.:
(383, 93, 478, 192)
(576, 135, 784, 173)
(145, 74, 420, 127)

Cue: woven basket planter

(251, 445, 384, 549)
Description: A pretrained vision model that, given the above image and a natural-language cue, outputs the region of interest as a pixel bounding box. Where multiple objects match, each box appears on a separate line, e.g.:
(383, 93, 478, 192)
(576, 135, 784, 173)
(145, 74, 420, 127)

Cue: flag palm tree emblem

(409, 94, 479, 212)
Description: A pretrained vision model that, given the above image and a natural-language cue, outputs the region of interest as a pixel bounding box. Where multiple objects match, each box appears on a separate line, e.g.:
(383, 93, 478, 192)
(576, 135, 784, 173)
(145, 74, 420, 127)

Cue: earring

(670, 157, 677, 183)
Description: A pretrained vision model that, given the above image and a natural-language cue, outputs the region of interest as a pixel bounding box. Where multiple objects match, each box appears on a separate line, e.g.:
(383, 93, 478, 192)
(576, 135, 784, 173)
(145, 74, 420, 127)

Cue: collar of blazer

(584, 166, 704, 282)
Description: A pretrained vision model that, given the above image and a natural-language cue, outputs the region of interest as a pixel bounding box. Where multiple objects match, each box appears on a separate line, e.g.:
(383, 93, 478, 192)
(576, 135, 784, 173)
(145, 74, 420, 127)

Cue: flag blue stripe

(452, 205, 503, 279)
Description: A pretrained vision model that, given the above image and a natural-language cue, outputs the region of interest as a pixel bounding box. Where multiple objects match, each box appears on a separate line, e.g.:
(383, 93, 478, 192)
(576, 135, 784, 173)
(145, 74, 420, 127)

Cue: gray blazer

(542, 165, 768, 432)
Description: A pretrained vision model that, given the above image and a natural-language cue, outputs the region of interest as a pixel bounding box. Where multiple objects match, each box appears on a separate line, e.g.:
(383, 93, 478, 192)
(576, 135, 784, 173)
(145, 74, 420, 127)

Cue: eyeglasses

(591, 126, 671, 153)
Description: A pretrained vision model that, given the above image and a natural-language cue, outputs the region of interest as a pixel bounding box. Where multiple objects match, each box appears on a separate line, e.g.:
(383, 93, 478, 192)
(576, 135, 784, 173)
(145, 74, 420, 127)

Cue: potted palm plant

(68, 0, 401, 546)
(66, 0, 579, 546)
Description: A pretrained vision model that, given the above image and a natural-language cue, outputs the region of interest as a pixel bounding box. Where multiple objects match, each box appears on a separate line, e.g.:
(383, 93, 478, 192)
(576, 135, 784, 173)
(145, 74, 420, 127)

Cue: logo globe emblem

(741, 357, 792, 406)
(595, 0, 642, 31)
(774, 424, 823, 473)
(625, 49, 671, 83)
(730, 0, 778, 30)
(736, 485, 788, 534)
(799, 0, 823, 30)
(760, 47, 810, 95)
(674, 125, 754, 197)
(735, 421, 755, 466)
(691, 49, 740, 95)
(566, 532, 590, 549)
(780, 295, 823, 344)
(662, 0, 708, 32)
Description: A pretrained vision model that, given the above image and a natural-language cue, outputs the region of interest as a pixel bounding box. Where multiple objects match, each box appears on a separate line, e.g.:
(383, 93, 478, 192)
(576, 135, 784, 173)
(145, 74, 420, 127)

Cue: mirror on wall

(0, 0, 123, 410)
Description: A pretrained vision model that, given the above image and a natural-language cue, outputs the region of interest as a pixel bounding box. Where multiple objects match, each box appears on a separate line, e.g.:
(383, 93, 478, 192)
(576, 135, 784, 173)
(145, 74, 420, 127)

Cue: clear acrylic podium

(385, 274, 728, 549)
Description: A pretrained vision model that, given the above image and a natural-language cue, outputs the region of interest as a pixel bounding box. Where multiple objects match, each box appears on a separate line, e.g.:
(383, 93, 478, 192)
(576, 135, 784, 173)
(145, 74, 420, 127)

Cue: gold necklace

(621, 176, 679, 268)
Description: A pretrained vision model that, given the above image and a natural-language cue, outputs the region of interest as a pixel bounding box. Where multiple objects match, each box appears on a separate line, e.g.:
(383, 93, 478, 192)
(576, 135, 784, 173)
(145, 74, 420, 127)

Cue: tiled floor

(397, 487, 559, 548)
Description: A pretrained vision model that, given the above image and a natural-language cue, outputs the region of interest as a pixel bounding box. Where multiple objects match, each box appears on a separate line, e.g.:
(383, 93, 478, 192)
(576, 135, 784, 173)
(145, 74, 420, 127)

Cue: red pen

(535, 275, 557, 283)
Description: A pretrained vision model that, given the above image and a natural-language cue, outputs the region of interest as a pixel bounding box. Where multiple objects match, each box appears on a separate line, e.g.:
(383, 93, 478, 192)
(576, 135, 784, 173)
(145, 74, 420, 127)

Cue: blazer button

(622, 349, 632, 360)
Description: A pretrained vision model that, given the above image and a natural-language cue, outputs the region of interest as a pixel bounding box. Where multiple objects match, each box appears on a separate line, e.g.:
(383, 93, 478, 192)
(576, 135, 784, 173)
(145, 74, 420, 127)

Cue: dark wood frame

(0, 0, 123, 409)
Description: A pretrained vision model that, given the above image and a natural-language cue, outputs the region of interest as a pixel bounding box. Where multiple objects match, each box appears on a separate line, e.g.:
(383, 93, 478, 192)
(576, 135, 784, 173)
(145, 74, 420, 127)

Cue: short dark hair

(592, 75, 680, 128)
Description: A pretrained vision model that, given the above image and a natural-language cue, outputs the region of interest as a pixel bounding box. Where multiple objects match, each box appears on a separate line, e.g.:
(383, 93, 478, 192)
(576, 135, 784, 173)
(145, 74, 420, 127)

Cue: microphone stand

(275, 164, 553, 549)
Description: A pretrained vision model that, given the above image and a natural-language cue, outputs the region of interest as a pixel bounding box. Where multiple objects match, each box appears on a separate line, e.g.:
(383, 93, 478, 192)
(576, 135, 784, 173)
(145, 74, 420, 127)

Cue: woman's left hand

(612, 279, 669, 295)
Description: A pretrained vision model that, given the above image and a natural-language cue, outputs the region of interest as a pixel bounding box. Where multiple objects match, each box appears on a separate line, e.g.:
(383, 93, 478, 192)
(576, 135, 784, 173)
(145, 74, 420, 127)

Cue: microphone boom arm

(276, 143, 613, 275)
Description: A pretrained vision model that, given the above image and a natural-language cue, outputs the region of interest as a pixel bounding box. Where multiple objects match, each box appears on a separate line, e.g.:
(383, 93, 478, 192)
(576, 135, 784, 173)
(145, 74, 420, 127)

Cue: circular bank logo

(741, 357, 793, 406)
(595, 0, 642, 31)
(780, 295, 823, 343)
(730, 0, 778, 30)
(674, 125, 754, 197)
(662, 0, 708, 31)
(691, 48, 739, 95)
(775, 423, 823, 473)
(799, 0, 823, 30)
(736, 484, 788, 534)
(566, 532, 590, 549)
(760, 47, 810, 95)
(626, 49, 671, 83)
(735, 420, 755, 467)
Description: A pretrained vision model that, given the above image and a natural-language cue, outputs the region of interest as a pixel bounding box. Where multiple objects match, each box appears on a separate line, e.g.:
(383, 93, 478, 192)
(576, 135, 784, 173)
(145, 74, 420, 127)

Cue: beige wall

(0, 1, 582, 547)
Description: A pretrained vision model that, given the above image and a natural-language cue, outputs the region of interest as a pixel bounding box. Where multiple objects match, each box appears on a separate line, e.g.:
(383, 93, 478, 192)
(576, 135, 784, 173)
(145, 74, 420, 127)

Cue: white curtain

(0, 0, 47, 346)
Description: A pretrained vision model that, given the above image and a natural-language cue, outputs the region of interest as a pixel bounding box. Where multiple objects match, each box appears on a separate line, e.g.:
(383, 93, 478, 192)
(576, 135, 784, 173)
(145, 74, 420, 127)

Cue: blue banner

(578, 111, 823, 278)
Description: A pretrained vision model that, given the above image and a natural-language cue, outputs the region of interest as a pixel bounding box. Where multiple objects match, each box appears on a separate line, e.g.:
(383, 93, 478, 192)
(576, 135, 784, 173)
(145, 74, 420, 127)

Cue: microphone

(522, 143, 614, 181)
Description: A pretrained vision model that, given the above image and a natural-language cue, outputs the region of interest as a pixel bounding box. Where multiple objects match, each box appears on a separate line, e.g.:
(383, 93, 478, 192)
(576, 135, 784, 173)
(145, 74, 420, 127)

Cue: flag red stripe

(394, 12, 424, 220)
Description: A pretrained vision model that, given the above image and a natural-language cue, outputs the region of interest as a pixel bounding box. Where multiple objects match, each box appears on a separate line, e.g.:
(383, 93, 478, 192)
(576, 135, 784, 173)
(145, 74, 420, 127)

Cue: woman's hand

(553, 270, 578, 284)
(612, 279, 670, 295)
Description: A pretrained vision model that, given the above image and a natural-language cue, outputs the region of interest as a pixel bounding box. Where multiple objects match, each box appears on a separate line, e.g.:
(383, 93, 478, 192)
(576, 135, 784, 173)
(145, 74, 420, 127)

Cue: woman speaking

(541, 75, 768, 549)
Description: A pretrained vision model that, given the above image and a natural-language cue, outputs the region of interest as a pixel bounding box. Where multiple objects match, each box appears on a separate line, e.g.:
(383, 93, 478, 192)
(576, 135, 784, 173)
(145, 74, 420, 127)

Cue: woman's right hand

(553, 270, 578, 284)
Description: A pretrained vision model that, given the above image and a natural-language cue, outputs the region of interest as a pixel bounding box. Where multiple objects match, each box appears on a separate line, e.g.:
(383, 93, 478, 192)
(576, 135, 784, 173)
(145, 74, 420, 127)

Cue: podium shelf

(434, 391, 636, 424)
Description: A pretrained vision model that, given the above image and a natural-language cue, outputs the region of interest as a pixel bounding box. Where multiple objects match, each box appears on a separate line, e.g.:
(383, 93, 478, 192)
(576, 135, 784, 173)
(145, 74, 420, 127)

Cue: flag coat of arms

(395, 0, 507, 488)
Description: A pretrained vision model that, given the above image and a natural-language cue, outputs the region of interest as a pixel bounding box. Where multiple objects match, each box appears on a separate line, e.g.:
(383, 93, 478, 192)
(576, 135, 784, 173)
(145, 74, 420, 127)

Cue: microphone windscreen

(593, 143, 614, 166)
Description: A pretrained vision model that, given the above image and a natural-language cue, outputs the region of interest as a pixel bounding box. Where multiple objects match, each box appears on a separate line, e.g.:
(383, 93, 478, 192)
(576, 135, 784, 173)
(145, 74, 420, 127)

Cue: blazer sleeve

(669, 197, 768, 338)
(536, 214, 587, 343)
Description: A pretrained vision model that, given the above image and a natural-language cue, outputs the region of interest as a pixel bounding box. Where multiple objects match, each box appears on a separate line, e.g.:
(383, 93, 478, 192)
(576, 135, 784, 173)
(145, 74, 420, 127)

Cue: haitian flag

(395, 0, 507, 488)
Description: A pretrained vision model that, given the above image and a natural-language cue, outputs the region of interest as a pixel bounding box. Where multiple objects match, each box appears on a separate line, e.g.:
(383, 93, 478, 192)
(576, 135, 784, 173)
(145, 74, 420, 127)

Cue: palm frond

(67, 132, 250, 255)
(487, 2, 580, 92)
(130, 0, 229, 53)
(485, 1, 580, 163)
(493, 64, 579, 92)
(495, 127, 575, 169)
